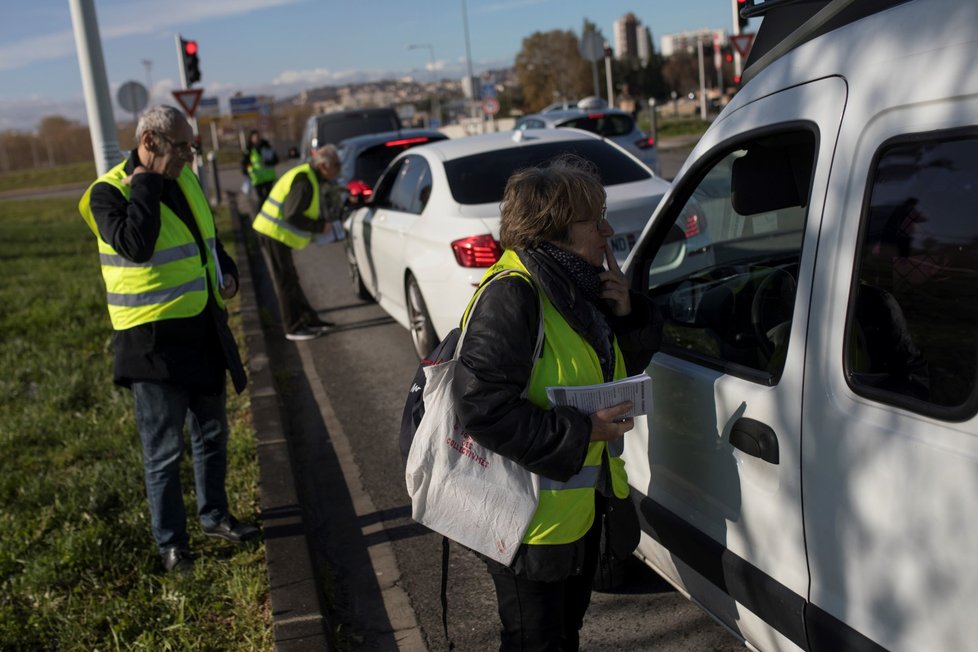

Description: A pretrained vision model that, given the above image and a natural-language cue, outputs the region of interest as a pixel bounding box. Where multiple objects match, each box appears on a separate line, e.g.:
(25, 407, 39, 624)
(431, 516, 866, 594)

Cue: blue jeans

(132, 381, 230, 553)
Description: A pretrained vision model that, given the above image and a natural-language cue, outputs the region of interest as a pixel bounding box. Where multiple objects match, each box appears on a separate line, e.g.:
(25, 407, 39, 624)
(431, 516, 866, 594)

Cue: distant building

(661, 29, 727, 57)
(613, 12, 649, 63)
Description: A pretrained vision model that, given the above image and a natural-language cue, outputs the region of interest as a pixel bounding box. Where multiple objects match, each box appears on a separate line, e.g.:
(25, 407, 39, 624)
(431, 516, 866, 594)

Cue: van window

(846, 133, 978, 418)
(643, 131, 816, 380)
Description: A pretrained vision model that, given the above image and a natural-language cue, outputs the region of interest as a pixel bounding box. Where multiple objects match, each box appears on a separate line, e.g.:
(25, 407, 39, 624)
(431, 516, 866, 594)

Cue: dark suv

(299, 107, 402, 160)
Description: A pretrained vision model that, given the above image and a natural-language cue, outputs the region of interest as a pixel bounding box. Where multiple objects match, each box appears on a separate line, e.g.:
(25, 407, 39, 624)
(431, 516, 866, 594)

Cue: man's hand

(599, 244, 632, 317)
(589, 401, 635, 442)
(220, 273, 238, 300)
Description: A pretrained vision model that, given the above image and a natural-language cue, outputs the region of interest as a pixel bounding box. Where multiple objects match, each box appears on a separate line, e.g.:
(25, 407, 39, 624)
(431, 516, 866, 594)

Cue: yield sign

(731, 33, 756, 59)
(172, 88, 204, 117)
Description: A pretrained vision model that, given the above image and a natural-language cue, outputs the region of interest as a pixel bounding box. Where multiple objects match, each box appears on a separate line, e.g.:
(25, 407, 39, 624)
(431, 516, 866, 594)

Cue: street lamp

(408, 43, 441, 127)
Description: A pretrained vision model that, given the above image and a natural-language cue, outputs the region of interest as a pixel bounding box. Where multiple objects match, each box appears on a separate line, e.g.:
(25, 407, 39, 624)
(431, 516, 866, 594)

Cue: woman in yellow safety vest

(452, 155, 661, 650)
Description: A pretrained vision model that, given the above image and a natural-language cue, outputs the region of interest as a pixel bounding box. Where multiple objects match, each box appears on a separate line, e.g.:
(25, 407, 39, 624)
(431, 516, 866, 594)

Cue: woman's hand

(599, 244, 631, 317)
(589, 400, 634, 442)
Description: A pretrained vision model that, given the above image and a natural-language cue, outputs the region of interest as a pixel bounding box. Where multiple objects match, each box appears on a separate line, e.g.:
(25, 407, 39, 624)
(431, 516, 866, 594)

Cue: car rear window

(353, 136, 446, 186)
(558, 113, 635, 138)
(444, 140, 651, 205)
(316, 111, 401, 145)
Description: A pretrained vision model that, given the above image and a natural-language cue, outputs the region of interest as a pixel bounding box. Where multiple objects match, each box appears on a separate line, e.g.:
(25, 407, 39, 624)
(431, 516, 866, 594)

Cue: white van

(621, 1, 978, 650)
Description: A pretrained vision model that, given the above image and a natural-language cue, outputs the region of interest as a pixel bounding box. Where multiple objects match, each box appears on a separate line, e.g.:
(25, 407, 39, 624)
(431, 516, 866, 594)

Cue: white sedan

(343, 128, 674, 358)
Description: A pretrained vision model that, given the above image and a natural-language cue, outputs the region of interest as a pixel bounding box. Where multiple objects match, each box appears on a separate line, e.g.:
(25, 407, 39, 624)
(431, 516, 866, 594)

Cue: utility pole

(697, 34, 707, 120)
(69, 0, 122, 175)
(141, 59, 153, 100)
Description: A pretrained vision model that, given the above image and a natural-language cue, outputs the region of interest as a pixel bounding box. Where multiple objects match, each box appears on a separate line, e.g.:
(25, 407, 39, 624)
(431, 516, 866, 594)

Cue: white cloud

(0, 0, 304, 72)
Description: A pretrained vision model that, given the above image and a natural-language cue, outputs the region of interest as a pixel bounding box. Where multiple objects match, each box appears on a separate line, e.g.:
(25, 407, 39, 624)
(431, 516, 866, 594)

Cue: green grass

(0, 162, 98, 193)
(0, 197, 271, 651)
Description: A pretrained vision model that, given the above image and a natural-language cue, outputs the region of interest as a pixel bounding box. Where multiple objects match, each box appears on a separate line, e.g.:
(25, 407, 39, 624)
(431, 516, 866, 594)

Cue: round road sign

(117, 80, 149, 114)
(482, 97, 500, 116)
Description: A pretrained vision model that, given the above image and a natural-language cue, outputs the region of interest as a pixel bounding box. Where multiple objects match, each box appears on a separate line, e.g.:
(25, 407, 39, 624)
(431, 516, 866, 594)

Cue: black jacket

(88, 151, 247, 394)
(452, 247, 661, 483)
(240, 139, 278, 178)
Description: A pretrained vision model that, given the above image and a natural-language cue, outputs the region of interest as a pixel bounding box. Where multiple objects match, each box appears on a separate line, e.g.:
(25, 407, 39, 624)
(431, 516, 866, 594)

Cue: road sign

(731, 33, 756, 59)
(196, 96, 220, 118)
(172, 88, 204, 117)
(117, 80, 148, 114)
(579, 31, 604, 62)
(482, 97, 500, 116)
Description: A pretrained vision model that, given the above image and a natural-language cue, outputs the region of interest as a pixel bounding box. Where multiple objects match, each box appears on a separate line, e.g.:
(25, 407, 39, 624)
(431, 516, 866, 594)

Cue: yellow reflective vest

(78, 160, 225, 331)
(470, 250, 629, 546)
(252, 164, 320, 250)
(247, 146, 277, 186)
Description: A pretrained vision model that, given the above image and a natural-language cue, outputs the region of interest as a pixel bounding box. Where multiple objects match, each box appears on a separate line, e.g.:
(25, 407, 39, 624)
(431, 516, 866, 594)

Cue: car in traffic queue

(343, 128, 678, 358)
(298, 107, 402, 160)
(335, 129, 448, 205)
(515, 103, 660, 175)
(616, 0, 978, 650)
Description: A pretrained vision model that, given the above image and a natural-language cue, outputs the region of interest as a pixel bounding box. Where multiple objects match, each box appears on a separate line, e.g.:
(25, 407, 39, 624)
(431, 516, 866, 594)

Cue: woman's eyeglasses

(575, 204, 608, 228)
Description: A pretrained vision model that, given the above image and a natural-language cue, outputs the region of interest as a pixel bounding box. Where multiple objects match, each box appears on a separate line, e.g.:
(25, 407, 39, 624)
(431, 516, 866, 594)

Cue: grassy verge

(0, 162, 98, 193)
(0, 197, 271, 650)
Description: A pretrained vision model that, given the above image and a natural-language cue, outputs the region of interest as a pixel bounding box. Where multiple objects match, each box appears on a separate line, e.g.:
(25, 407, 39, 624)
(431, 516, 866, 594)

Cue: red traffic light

(184, 40, 197, 56)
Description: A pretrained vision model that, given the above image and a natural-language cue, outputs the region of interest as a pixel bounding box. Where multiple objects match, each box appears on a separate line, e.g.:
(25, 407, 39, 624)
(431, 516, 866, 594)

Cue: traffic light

(736, 0, 750, 30)
(181, 38, 201, 85)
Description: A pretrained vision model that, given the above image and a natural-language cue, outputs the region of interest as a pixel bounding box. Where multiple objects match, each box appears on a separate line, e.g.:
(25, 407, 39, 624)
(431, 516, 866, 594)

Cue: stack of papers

(546, 372, 652, 418)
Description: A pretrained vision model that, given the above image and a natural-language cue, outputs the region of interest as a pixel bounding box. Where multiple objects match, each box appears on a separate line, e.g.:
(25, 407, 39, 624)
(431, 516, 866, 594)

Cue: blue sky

(0, 0, 742, 132)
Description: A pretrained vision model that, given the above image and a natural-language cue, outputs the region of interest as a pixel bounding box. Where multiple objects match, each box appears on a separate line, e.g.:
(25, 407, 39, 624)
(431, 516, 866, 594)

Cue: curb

(227, 193, 334, 651)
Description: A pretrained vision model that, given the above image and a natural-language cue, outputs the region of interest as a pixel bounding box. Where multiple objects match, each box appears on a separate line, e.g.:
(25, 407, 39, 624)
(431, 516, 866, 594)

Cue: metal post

(697, 35, 707, 120)
(732, 0, 744, 82)
(208, 151, 221, 206)
(604, 42, 614, 109)
(69, 0, 122, 175)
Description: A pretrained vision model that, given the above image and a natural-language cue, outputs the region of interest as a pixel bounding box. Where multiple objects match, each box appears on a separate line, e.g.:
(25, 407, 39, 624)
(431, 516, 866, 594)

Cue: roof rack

(740, 0, 914, 85)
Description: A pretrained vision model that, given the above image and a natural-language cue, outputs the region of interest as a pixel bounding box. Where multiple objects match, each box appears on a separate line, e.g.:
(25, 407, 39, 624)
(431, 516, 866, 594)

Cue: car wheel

(345, 240, 371, 301)
(406, 274, 438, 359)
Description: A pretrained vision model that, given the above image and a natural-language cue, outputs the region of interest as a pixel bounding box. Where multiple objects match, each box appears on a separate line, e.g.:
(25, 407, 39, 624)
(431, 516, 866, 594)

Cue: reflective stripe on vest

(78, 160, 224, 330)
(472, 250, 628, 546)
(252, 163, 320, 249)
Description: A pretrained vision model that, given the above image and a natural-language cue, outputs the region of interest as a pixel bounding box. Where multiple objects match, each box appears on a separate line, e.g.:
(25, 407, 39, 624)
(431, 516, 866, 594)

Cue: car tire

(344, 240, 372, 301)
(406, 274, 438, 359)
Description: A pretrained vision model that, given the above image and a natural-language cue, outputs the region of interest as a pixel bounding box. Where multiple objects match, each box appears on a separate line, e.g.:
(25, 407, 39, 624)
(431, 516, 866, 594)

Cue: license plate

(609, 233, 637, 258)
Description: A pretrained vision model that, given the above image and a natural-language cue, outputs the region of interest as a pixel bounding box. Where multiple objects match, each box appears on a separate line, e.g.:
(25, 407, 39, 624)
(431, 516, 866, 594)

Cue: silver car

(515, 105, 659, 175)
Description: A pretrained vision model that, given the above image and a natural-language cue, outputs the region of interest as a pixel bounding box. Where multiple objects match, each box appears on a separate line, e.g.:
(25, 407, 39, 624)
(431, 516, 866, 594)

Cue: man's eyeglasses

(156, 132, 199, 157)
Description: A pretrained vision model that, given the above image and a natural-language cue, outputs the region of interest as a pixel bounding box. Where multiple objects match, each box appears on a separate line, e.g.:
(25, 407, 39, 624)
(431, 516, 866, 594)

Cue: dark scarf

(521, 243, 616, 381)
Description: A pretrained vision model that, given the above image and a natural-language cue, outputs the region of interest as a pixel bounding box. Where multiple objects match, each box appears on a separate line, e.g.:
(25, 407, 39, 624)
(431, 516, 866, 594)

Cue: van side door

(623, 77, 846, 651)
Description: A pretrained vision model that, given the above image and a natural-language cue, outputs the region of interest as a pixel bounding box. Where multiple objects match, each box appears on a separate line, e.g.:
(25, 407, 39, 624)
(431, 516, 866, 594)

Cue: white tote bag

(404, 271, 544, 565)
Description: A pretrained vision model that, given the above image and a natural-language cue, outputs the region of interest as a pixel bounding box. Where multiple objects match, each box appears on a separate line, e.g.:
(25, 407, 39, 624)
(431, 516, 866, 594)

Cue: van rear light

(385, 136, 430, 147)
(451, 235, 502, 268)
(587, 112, 606, 119)
(634, 136, 656, 149)
(347, 179, 373, 198)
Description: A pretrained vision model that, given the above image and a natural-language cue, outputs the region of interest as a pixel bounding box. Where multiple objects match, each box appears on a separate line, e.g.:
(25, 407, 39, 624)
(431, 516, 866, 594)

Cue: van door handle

(730, 417, 779, 464)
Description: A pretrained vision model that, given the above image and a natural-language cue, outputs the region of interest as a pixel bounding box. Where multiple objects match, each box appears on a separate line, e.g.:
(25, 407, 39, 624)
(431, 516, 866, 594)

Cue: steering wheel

(750, 267, 797, 359)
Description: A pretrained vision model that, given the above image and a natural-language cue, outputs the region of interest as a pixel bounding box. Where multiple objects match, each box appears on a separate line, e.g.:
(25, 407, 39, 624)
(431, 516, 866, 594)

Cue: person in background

(452, 155, 661, 650)
(78, 104, 259, 574)
(241, 129, 279, 205)
(252, 145, 343, 341)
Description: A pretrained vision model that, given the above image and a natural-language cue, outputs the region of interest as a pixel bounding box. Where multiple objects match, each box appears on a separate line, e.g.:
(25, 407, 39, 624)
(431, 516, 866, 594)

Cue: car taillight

(587, 112, 605, 119)
(385, 136, 430, 147)
(684, 212, 701, 238)
(451, 235, 502, 268)
(346, 179, 373, 198)
(634, 136, 656, 149)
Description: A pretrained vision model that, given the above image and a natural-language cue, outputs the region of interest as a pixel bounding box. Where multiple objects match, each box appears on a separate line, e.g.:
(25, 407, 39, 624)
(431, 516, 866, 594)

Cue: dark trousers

(259, 235, 319, 334)
(488, 517, 603, 652)
(254, 181, 274, 205)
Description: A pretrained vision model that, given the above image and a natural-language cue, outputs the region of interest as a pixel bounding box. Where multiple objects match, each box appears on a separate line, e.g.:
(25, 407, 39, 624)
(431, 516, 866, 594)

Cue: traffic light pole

(174, 34, 207, 198)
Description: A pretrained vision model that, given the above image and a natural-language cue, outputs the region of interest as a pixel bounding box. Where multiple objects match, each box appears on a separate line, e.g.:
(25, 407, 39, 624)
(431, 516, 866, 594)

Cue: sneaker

(202, 515, 261, 544)
(161, 546, 195, 573)
(285, 325, 329, 341)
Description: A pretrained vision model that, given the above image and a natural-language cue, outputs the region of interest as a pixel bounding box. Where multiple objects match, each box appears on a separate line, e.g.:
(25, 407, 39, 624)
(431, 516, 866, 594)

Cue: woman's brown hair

(499, 154, 606, 250)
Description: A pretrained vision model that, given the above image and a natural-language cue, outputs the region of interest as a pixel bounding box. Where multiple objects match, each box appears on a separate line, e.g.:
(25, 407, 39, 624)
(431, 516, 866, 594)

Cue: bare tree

(515, 30, 592, 112)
